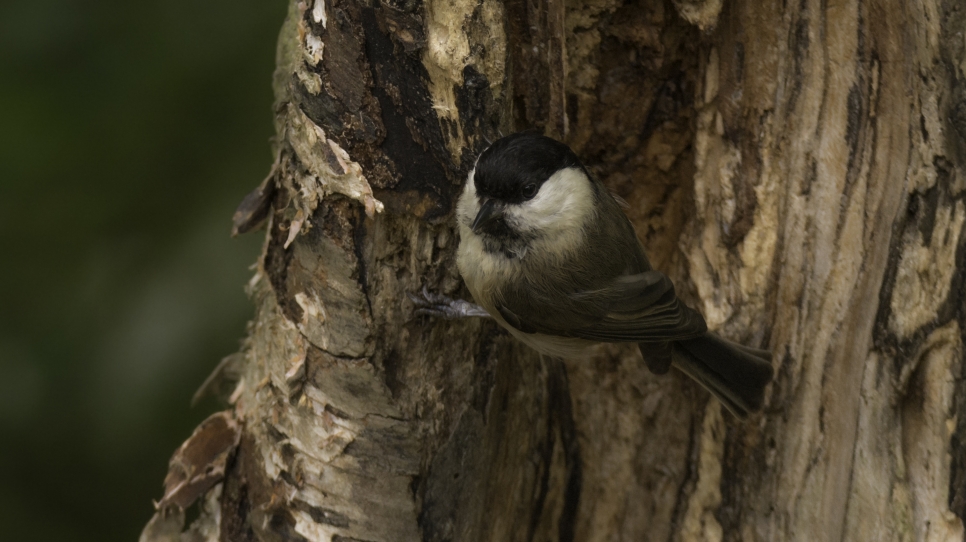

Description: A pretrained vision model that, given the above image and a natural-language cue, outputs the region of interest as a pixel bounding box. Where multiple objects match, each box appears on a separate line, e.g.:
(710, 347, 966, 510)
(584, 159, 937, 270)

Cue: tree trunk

(142, 0, 966, 540)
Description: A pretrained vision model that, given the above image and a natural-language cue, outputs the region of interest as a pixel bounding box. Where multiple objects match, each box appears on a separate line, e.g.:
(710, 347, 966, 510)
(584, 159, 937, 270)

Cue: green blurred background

(0, 0, 286, 539)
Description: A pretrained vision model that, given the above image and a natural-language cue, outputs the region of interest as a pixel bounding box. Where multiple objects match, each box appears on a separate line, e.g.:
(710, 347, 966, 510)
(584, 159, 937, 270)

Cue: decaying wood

(142, 0, 966, 540)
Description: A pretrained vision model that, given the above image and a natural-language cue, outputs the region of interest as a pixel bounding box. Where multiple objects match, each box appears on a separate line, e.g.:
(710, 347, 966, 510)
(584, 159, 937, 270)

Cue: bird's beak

(471, 198, 504, 234)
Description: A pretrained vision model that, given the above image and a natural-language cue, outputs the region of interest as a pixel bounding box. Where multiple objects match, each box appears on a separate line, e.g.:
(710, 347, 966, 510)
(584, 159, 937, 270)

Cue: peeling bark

(143, 0, 966, 540)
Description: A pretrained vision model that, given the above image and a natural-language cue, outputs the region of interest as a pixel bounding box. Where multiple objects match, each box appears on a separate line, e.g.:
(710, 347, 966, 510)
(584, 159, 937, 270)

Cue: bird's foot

(408, 287, 490, 320)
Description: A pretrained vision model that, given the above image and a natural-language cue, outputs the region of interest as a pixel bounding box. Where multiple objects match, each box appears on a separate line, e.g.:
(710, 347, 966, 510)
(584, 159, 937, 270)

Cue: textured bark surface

(141, 0, 966, 540)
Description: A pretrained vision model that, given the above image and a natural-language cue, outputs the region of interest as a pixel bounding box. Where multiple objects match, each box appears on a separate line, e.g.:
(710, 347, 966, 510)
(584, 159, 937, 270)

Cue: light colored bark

(142, 0, 966, 540)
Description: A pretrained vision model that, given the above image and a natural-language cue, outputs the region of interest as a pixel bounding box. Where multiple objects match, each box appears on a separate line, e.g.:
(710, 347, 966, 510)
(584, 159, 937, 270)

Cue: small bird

(432, 132, 773, 417)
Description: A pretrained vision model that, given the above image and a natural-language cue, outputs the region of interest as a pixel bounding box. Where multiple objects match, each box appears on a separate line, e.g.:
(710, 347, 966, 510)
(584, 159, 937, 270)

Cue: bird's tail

(671, 333, 774, 419)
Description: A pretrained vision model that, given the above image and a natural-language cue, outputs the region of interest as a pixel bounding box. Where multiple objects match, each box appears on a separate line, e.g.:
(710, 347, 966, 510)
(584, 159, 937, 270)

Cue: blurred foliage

(0, 0, 286, 539)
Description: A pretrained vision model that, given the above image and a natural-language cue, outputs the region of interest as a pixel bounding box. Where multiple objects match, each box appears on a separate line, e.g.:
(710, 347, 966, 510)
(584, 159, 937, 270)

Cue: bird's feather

(496, 270, 707, 342)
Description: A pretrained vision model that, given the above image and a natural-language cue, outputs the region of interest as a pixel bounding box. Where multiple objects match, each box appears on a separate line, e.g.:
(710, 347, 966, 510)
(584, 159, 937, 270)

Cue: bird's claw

(408, 286, 490, 320)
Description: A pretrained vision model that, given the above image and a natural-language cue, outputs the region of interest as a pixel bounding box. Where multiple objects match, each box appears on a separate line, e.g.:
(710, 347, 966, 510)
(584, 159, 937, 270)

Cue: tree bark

(142, 0, 966, 540)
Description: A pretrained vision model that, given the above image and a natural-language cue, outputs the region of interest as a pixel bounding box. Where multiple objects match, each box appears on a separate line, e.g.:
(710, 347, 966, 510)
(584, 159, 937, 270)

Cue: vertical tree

(143, 0, 966, 540)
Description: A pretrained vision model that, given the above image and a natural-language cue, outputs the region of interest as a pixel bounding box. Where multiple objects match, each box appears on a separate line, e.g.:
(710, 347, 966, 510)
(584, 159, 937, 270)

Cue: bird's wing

(496, 270, 707, 342)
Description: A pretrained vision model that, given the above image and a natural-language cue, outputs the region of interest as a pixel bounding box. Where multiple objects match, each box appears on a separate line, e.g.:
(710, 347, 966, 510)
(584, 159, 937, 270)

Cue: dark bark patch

(950, 319, 966, 519)
(940, 180, 966, 520)
(733, 42, 744, 83)
(418, 409, 485, 542)
(952, 95, 966, 146)
(325, 403, 354, 420)
(373, 0, 427, 54)
(940, 197, 966, 295)
(716, 417, 769, 539)
(316, 5, 369, 114)
(295, 80, 347, 136)
(315, 198, 361, 255)
(298, 1, 395, 194)
(342, 419, 420, 477)
(549, 361, 582, 542)
(640, 72, 689, 144)
(835, 79, 868, 242)
(785, 15, 809, 116)
(221, 435, 273, 542)
(266, 424, 289, 444)
(470, 326, 501, 415)
(527, 422, 555, 542)
(917, 175, 942, 247)
(372, 187, 443, 217)
(357, 5, 455, 219)
(297, 503, 352, 528)
(297, 0, 377, 143)
(939, 1, 966, 150)
(351, 208, 371, 301)
(523, 360, 583, 541)
(668, 405, 699, 536)
(381, 348, 404, 398)
(505, 0, 553, 131)
(265, 208, 304, 324)
(871, 207, 906, 357)
(268, 509, 311, 542)
(455, 64, 497, 168)
(845, 83, 863, 176)
(801, 157, 817, 197)
(762, 345, 795, 413)
(220, 482, 257, 542)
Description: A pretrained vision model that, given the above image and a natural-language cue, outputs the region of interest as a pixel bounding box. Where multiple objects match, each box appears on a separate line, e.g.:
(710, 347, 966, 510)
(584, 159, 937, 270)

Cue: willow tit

(453, 132, 774, 418)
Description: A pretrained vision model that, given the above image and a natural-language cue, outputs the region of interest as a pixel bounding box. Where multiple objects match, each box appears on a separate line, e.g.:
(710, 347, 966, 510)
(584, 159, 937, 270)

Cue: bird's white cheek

(521, 168, 594, 232)
(502, 168, 594, 259)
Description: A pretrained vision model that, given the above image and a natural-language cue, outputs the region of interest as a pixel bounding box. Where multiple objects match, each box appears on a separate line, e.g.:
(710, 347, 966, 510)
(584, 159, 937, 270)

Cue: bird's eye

(522, 183, 538, 199)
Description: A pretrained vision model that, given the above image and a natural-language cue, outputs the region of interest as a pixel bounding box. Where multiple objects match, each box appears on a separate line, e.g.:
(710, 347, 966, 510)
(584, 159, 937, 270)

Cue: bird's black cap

(473, 132, 584, 203)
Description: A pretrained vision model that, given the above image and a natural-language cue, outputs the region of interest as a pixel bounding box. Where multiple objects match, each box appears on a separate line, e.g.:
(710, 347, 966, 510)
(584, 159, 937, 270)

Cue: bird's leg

(408, 286, 491, 320)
